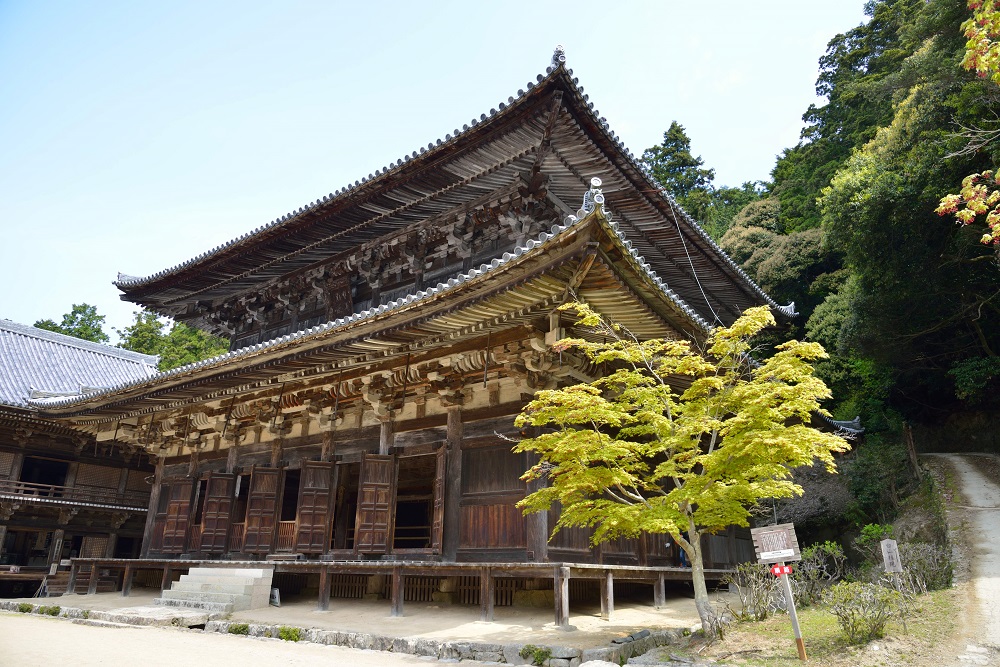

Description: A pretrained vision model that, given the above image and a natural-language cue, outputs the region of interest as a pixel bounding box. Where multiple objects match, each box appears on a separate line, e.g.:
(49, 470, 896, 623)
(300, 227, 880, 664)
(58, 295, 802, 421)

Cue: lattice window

(79, 536, 109, 558)
(76, 464, 120, 489)
(126, 470, 149, 492)
(0, 452, 15, 479)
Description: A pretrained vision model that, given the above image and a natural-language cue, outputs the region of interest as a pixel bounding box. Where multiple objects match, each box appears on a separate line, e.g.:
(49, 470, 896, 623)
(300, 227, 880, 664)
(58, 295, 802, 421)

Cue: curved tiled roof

(0, 319, 158, 408)
(114, 49, 794, 325)
(33, 206, 710, 412)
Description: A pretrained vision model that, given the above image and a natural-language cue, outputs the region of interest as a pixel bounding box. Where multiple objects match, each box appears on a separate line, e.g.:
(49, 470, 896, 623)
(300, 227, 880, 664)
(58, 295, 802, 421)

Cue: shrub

(824, 581, 903, 643)
(793, 541, 846, 606)
(227, 623, 250, 635)
(81, 610, 89, 619)
(277, 626, 301, 642)
(518, 644, 552, 666)
(16, 603, 32, 613)
(39, 605, 61, 616)
(898, 542, 953, 593)
(721, 562, 781, 621)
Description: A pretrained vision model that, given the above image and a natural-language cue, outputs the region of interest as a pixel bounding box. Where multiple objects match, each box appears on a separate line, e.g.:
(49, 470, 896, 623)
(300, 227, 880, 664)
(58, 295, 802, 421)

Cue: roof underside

(116, 64, 790, 328)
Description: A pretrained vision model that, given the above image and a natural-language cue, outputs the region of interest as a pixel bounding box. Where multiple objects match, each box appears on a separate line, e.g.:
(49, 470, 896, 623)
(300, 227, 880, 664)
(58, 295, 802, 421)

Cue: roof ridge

(0, 319, 159, 366)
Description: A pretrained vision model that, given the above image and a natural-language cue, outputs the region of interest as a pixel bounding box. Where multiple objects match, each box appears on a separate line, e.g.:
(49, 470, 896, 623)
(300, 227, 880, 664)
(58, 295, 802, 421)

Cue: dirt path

(0, 612, 464, 666)
(924, 453, 1000, 663)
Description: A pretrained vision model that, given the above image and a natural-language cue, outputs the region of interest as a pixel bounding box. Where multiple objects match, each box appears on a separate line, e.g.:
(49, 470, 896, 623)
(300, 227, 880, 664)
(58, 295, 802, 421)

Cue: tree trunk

(685, 522, 717, 632)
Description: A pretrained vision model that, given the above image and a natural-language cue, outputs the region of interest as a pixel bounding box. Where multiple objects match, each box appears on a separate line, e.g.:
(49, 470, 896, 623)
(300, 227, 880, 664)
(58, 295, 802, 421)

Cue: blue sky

(0, 1, 868, 340)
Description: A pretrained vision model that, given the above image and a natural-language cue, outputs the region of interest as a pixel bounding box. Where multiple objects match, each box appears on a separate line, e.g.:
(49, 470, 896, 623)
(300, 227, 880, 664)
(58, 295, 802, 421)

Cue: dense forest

(642, 0, 1000, 525)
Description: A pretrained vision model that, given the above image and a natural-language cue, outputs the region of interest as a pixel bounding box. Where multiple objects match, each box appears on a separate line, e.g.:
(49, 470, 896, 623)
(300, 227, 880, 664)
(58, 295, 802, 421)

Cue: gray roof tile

(0, 320, 159, 408)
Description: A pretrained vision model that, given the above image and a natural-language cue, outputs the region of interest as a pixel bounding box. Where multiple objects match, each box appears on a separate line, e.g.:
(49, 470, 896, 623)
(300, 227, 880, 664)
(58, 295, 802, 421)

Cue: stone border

(0, 600, 691, 666)
(204, 620, 690, 666)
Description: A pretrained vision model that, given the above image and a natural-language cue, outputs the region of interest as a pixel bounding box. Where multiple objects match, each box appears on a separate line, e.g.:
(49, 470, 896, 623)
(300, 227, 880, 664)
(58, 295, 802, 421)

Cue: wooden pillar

(270, 438, 283, 468)
(553, 566, 571, 628)
(442, 406, 462, 562)
(379, 420, 394, 456)
(600, 570, 614, 621)
(524, 450, 548, 562)
(0, 525, 6, 559)
(479, 566, 494, 622)
(317, 567, 330, 611)
(654, 572, 666, 609)
(105, 533, 118, 559)
(390, 566, 403, 617)
(63, 462, 79, 489)
(160, 565, 173, 593)
(122, 564, 135, 597)
(320, 431, 334, 462)
(64, 562, 78, 596)
(87, 564, 99, 595)
(140, 457, 164, 557)
(48, 529, 65, 567)
(226, 440, 240, 474)
(8, 451, 24, 482)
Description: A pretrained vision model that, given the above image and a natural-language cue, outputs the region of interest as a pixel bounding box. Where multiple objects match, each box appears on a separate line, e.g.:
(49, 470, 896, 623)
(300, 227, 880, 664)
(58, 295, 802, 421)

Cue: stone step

(172, 582, 259, 595)
(161, 590, 250, 605)
(71, 618, 141, 630)
(89, 607, 210, 627)
(185, 567, 273, 579)
(153, 597, 234, 613)
(177, 575, 265, 587)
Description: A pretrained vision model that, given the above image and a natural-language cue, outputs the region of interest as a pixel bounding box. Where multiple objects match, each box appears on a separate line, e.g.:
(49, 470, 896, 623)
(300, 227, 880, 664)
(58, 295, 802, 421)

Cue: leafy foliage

(116, 309, 228, 371)
(34, 304, 109, 343)
(824, 581, 904, 643)
(514, 303, 849, 627)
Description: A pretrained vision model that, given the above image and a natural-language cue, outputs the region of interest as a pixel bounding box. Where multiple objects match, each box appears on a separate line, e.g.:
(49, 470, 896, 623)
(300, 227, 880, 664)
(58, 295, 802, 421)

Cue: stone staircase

(153, 567, 273, 614)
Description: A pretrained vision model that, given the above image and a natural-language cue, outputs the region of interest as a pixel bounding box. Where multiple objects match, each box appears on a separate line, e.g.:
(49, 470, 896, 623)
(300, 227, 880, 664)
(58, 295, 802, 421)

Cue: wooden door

(243, 467, 282, 554)
(294, 461, 336, 554)
(353, 454, 396, 555)
(160, 481, 193, 553)
(199, 472, 235, 554)
(430, 446, 446, 553)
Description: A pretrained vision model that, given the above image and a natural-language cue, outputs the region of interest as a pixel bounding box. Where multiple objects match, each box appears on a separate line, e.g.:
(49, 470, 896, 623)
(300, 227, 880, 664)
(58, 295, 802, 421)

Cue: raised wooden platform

(66, 557, 732, 627)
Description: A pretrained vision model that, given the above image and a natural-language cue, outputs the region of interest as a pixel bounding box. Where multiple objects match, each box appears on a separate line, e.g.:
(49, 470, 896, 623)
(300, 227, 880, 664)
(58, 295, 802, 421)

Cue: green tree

(34, 304, 109, 343)
(117, 309, 229, 371)
(513, 304, 850, 629)
(642, 121, 716, 217)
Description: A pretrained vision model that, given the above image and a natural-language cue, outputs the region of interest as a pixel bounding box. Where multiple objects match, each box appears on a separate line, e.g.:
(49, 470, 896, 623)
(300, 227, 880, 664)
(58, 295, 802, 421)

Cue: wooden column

(317, 567, 330, 611)
(0, 525, 6, 559)
(105, 533, 118, 559)
(553, 566, 571, 628)
(87, 564, 99, 595)
(48, 529, 65, 568)
(379, 420, 394, 456)
(479, 566, 494, 622)
(160, 565, 173, 593)
(390, 566, 403, 617)
(442, 406, 462, 562)
(140, 457, 165, 557)
(226, 439, 240, 473)
(122, 563, 135, 597)
(270, 438, 283, 468)
(600, 570, 614, 621)
(320, 431, 335, 462)
(64, 562, 78, 596)
(524, 449, 548, 562)
(654, 572, 666, 609)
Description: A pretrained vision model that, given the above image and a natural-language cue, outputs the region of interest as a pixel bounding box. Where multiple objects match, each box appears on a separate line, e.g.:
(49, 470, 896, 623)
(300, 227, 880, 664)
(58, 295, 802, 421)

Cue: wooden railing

(229, 523, 245, 552)
(0, 479, 148, 508)
(276, 521, 296, 552)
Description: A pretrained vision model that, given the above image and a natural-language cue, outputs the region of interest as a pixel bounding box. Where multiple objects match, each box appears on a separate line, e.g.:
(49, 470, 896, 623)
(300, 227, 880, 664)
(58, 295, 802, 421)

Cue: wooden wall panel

(160, 481, 193, 553)
(295, 461, 335, 554)
(243, 468, 281, 554)
(354, 454, 396, 555)
(461, 446, 524, 495)
(459, 504, 525, 549)
(75, 463, 120, 489)
(199, 473, 235, 554)
(0, 451, 15, 479)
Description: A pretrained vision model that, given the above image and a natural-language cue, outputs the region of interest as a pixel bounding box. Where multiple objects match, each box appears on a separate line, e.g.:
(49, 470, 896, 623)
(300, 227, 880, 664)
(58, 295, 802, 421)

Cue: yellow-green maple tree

(513, 304, 850, 629)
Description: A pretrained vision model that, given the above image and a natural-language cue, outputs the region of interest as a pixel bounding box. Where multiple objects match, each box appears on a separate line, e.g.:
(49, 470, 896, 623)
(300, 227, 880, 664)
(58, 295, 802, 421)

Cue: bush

(39, 605, 61, 616)
(722, 562, 781, 621)
(793, 541, 846, 607)
(898, 542, 953, 593)
(824, 581, 903, 643)
(227, 623, 249, 635)
(518, 644, 552, 666)
(16, 603, 32, 613)
(277, 626, 301, 642)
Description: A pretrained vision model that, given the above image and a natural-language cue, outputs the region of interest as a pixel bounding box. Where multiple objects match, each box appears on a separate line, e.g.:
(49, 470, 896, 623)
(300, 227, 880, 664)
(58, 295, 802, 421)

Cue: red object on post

(770, 564, 793, 576)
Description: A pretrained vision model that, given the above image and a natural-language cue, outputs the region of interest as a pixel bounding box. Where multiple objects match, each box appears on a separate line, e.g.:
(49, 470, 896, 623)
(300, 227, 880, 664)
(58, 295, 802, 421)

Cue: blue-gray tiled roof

(0, 320, 159, 409)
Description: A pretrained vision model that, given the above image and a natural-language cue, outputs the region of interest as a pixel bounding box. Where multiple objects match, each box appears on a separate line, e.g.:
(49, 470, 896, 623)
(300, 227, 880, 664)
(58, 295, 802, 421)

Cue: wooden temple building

(0, 320, 156, 596)
(21, 49, 797, 616)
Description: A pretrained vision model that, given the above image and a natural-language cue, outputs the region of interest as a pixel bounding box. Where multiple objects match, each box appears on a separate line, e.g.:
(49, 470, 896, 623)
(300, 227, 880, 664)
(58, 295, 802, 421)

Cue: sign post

(752, 523, 806, 661)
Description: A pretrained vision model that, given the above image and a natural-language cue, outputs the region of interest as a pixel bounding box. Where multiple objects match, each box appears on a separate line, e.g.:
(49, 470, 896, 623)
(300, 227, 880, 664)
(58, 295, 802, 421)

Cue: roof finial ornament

(573, 177, 612, 222)
(552, 45, 566, 69)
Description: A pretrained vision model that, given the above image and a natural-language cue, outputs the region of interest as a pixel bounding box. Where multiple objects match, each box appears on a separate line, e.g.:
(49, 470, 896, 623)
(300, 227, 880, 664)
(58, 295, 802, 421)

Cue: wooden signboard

(750, 523, 801, 564)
